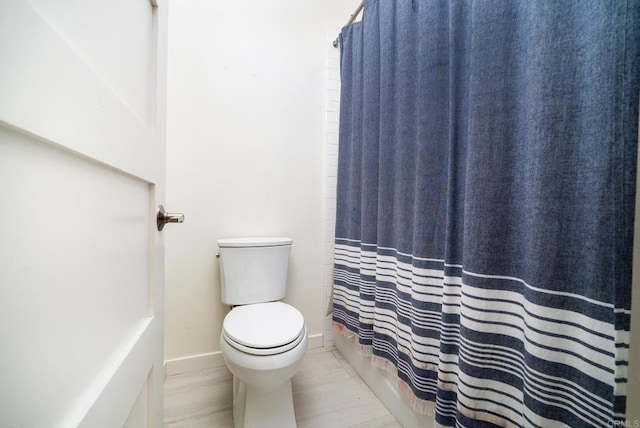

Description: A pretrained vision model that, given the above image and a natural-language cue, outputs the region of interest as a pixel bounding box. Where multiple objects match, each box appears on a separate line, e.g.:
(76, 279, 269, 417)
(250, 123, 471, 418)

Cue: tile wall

(323, 28, 341, 348)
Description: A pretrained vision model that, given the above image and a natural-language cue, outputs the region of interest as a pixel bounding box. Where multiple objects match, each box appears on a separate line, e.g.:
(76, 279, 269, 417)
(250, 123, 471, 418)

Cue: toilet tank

(217, 237, 292, 305)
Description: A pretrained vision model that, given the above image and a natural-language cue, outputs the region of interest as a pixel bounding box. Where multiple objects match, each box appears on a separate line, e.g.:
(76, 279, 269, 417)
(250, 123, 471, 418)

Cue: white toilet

(217, 237, 308, 428)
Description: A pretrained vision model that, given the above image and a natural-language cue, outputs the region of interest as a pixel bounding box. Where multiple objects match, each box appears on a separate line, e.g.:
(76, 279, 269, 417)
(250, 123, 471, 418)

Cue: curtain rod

(332, 2, 364, 48)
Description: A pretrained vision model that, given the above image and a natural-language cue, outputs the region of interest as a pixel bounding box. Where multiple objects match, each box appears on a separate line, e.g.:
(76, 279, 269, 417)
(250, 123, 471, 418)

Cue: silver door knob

(157, 205, 184, 231)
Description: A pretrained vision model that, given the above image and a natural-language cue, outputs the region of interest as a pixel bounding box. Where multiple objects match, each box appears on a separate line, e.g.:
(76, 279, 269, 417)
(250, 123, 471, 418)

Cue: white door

(0, 0, 169, 426)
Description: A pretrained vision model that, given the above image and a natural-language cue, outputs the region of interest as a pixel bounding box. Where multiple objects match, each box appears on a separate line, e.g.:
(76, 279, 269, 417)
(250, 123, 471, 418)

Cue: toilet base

(233, 376, 297, 428)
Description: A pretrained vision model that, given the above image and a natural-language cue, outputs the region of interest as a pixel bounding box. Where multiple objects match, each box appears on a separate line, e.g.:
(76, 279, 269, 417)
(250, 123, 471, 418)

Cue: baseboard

(307, 332, 324, 350)
(164, 351, 226, 376)
(164, 333, 325, 377)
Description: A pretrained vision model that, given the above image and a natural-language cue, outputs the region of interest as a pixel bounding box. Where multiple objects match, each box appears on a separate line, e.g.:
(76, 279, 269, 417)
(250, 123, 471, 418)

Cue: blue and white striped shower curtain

(332, 1, 640, 426)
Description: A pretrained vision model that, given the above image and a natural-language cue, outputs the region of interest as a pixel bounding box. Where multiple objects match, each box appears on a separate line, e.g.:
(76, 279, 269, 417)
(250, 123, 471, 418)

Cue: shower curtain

(332, 1, 640, 426)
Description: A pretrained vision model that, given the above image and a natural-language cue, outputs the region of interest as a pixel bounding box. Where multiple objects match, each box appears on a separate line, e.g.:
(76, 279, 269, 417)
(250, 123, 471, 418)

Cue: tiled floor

(163, 347, 401, 427)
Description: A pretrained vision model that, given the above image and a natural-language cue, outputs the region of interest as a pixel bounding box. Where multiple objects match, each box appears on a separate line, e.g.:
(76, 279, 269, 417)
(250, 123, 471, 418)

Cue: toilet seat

(223, 301, 306, 356)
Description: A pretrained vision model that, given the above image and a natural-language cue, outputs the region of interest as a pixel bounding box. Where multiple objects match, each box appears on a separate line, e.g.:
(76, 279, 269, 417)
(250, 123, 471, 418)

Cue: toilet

(217, 237, 308, 428)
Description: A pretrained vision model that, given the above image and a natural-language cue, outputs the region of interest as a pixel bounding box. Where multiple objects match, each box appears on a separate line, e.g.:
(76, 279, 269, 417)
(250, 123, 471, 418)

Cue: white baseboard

(164, 351, 225, 376)
(307, 332, 324, 350)
(165, 333, 325, 377)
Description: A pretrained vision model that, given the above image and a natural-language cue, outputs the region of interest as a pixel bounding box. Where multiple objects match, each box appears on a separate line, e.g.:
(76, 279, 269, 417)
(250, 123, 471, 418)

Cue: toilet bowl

(219, 301, 308, 428)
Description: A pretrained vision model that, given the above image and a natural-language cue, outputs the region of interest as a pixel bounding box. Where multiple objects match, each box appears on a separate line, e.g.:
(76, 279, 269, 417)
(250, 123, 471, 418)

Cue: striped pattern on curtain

(334, 239, 623, 426)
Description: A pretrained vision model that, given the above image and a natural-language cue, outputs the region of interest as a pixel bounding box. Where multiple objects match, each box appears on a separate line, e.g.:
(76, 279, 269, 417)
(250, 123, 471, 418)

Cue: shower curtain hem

(332, 321, 437, 416)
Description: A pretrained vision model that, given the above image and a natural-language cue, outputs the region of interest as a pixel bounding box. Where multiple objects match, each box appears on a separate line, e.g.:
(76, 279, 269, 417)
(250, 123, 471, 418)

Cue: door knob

(157, 205, 184, 231)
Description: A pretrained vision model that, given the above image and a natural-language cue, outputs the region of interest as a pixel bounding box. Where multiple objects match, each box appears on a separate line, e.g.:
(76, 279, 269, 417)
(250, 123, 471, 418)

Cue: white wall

(164, 0, 360, 372)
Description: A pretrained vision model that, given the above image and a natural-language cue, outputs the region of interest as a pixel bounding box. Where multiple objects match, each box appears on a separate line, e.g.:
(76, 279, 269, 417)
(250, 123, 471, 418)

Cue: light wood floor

(164, 347, 401, 427)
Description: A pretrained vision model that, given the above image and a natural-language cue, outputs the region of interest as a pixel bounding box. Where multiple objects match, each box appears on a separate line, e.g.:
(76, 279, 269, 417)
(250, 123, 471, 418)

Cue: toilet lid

(223, 302, 305, 349)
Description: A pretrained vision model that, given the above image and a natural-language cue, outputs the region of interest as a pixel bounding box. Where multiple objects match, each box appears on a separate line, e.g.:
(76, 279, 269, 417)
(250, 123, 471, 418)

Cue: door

(0, 0, 168, 426)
